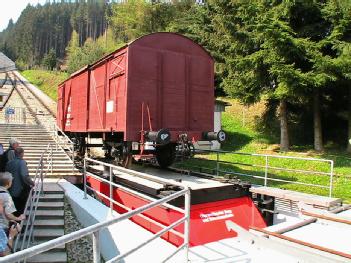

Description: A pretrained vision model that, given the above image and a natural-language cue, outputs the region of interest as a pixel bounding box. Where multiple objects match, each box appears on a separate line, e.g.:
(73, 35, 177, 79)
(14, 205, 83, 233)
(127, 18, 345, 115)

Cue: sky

(0, 0, 47, 31)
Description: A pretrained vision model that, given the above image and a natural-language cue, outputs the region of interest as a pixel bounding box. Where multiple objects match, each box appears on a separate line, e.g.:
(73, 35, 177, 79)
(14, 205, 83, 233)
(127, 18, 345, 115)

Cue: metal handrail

(190, 149, 334, 197)
(52, 123, 74, 146)
(13, 143, 54, 254)
(51, 123, 75, 174)
(1, 157, 191, 263)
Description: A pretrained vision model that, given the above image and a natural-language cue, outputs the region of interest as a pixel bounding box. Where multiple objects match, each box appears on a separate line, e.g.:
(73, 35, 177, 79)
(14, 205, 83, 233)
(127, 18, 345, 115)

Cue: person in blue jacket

(5, 147, 34, 215)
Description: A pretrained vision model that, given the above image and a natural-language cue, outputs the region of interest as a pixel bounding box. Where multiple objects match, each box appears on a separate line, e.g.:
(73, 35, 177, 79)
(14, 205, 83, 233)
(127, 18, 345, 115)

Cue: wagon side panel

(71, 72, 89, 131)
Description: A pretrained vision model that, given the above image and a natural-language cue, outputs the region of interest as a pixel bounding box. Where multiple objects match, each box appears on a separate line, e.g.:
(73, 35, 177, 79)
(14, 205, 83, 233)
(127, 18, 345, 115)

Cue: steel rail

(301, 210, 351, 225)
(12, 71, 56, 118)
(10, 73, 40, 125)
(85, 169, 186, 213)
(85, 157, 187, 189)
(250, 226, 351, 260)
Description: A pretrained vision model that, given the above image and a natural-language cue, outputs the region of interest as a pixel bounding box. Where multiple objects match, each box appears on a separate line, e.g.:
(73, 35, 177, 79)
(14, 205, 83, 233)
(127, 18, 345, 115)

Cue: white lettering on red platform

(200, 209, 234, 223)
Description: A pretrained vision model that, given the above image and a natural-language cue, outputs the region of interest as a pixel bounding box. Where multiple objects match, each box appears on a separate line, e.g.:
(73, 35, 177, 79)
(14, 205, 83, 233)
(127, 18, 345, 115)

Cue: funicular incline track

(0, 71, 78, 180)
(0, 71, 77, 263)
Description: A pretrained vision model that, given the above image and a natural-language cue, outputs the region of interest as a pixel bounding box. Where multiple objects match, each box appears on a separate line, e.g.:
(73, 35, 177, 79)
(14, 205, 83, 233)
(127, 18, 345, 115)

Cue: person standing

(5, 148, 34, 215)
(0, 198, 20, 257)
(6, 138, 20, 162)
(0, 139, 20, 172)
(0, 172, 25, 230)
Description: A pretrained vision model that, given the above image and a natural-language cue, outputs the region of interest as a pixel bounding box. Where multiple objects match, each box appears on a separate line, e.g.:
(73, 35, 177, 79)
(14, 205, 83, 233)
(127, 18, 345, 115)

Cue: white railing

(1, 157, 191, 263)
(2, 107, 27, 124)
(13, 143, 54, 253)
(51, 123, 75, 174)
(189, 150, 334, 197)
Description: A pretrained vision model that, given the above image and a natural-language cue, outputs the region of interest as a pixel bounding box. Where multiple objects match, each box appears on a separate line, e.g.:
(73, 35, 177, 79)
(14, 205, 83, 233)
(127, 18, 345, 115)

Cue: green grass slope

(21, 70, 69, 100)
(179, 99, 351, 203)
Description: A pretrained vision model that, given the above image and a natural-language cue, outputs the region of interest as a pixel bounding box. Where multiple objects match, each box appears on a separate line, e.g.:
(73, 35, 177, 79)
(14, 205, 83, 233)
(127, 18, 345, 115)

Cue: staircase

(21, 181, 67, 263)
(0, 123, 78, 178)
(0, 123, 78, 262)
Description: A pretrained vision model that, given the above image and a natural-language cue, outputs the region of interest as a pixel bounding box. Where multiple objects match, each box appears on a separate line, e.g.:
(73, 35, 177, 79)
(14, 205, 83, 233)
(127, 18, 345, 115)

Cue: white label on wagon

(106, 100, 114, 113)
(200, 209, 234, 223)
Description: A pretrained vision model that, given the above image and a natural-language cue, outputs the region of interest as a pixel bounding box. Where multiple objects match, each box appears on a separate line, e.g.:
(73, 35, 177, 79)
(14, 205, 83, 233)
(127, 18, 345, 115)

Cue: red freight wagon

(57, 33, 225, 167)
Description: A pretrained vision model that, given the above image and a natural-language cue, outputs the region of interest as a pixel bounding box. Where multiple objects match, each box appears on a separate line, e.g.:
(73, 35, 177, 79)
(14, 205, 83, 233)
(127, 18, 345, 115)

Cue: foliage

(21, 70, 69, 100)
(0, 1, 108, 67)
(65, 29, 122, 74)
(42, 49, 57, 70)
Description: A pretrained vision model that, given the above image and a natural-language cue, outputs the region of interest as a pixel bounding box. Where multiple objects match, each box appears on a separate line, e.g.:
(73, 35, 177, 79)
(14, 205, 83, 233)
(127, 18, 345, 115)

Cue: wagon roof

(60, 32, 213, 85)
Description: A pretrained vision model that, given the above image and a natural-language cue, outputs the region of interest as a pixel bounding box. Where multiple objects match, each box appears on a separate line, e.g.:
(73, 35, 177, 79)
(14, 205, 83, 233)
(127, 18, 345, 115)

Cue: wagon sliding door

(71, 73, 89, 131)
(106, 52, 127, 132)
(57, 84, 65, 129)
(88, 64, 106, 131)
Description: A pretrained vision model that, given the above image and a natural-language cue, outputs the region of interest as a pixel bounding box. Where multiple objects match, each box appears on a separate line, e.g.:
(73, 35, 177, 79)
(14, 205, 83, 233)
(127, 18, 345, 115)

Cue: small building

(194, 100, 230, 150)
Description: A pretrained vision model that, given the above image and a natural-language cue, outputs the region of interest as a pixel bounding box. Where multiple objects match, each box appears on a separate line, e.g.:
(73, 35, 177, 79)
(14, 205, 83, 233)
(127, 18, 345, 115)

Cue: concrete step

(42, 183, 64, 191)
(37, 201, 64, 209)
(25, 153, 72, 157)
(7, 144, 57, 148)
(31, 173, 81, 179)
(30, 210, 64, 219)
(26, 251, 67, 263)
(32, 228, 64, 239)
(15, 239, 66, 252)
(0, 132, 50, 136)
(39, 194, 64, 202)
(28, 169, 76, 174)
(27, 219, 64, 228)
(28, 165, 75, 170)
(28, 162, 74, 166)
(24, 154, 68, 157)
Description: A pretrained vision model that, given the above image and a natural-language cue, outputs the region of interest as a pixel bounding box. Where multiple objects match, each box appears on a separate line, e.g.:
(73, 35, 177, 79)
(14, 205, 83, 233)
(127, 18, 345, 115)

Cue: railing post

(72, 143, 75, 175)
(216, 151, 219, 176)
(50, 146, 53, 176)
(264, 155, 268, 186)
(92, 231, 101, 263)
(109, 166, 113, 213)
(40, 158, 44, 194)
(329, 160, 334, 197)
(184, 188, 190, 262)
(84, 158, 87, 199)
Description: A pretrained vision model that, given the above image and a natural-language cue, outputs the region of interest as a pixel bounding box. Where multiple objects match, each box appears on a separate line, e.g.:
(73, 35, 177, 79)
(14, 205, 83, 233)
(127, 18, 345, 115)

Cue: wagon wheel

(120, 154, 132, 168)
(156, 144, 176, 168)
(118, 143, 132, 168)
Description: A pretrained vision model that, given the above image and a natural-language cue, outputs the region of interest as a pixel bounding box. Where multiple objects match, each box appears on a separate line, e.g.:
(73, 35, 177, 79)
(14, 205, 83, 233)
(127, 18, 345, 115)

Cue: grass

(21, 70, 69, 100)
(176, 98, 351, 203)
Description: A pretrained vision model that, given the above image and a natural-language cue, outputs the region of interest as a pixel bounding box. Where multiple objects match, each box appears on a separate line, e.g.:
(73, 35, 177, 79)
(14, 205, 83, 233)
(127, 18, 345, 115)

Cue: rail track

(0, 71, 79, 181)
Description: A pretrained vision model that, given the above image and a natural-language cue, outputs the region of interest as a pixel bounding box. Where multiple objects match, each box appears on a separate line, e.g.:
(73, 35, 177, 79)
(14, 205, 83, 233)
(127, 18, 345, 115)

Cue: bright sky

(0, 0, 47, 31)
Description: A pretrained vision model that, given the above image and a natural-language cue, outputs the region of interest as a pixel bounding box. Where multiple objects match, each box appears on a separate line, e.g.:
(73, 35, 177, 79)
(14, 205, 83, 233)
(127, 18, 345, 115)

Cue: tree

(42, 49, 57, 70)
(66, 30, 82, 73)
(109, 0, 150, 43)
